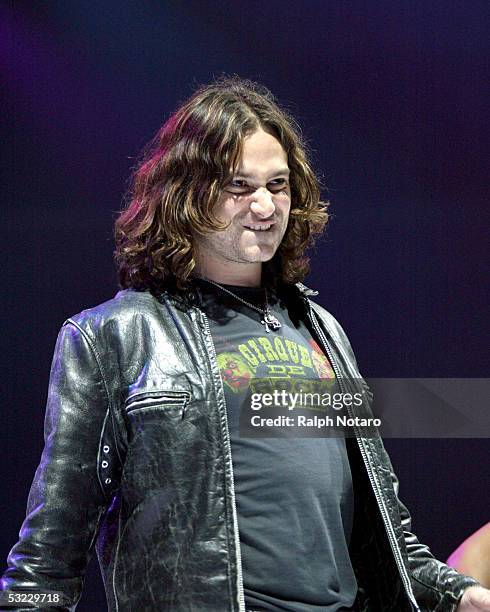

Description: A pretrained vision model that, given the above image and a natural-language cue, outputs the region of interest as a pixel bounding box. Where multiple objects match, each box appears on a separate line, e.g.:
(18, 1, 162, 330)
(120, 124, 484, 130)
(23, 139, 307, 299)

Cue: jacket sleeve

(386, 453, 481, 611)
(0, 321, 114, 611)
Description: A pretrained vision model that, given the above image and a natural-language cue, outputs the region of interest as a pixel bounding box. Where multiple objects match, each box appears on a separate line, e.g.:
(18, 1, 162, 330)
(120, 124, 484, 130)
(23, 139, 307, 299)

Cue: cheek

(212, 203, 229, 224)
(215, 197, 245, 225)
(275, 196, 291, 218)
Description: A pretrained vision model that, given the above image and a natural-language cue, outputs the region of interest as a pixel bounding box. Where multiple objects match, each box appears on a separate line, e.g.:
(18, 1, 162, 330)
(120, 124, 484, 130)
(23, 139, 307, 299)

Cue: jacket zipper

(195, 308, 246, 612)
(304, 298, 420, 612)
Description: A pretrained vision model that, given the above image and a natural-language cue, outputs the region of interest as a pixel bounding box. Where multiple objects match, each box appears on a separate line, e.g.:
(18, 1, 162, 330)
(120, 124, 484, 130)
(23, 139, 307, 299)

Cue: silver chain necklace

(200, 278, 282, 333)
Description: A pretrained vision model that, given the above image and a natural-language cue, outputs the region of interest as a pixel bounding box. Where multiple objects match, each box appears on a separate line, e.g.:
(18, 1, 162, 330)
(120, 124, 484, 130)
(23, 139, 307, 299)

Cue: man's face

(193, 128, 291, 282)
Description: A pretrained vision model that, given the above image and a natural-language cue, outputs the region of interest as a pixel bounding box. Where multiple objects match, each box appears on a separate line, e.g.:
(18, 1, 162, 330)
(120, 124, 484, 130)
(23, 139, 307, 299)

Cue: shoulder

(292, 284, 350, 346)
(308, 299, 345, 335)
(303, 296, 361, 375)
(63, 289, 166, 339)
(308, 298, 354, 346)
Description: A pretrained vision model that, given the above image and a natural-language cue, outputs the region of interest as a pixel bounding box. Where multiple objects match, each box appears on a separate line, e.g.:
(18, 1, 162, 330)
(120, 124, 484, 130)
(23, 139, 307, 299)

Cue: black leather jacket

(1, 283, 479, 611)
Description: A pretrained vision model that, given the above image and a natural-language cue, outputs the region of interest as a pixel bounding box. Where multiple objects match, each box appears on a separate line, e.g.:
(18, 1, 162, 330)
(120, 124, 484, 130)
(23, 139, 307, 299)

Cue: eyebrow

(233, 167, 291, 180)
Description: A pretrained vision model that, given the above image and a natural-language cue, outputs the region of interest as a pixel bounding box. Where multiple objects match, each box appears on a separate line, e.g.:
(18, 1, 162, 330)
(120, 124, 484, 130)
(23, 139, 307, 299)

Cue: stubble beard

(197, 217, 286, 268)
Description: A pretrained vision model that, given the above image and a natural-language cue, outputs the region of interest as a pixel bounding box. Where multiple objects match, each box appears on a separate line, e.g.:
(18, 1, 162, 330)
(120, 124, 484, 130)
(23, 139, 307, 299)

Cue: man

(1, 77, 489, 611)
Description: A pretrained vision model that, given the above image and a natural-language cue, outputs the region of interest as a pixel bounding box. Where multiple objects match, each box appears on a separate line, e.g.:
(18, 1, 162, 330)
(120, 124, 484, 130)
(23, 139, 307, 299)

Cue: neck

(194, 260, 262, 287)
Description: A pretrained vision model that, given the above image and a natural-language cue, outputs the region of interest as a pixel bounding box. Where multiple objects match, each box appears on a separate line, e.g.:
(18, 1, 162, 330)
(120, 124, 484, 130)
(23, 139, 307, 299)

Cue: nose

(249, 187, 275, 219)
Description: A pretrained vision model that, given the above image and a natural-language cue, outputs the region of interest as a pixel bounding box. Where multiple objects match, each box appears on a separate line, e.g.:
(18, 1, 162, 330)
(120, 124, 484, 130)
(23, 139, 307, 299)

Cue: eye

(225, 179, 250, 194)
(268, 179, 290, 193)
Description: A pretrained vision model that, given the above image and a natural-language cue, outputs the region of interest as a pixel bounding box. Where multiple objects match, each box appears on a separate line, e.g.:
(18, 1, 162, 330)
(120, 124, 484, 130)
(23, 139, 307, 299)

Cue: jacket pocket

(125, 390, 191, 416)
(120, 389, 197, 510)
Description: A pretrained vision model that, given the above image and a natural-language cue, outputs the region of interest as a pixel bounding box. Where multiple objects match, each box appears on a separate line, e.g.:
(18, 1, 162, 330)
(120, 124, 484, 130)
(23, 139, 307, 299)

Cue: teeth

(246, 224, 272, 231)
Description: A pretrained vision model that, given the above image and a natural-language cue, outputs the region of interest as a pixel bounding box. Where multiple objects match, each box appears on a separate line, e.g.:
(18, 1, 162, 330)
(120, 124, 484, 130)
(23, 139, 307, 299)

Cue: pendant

(261, 310, 282, 333)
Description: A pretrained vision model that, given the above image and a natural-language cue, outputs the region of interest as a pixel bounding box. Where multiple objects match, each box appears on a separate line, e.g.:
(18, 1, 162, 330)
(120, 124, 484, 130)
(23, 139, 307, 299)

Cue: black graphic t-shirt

(194, 279, 358, 612)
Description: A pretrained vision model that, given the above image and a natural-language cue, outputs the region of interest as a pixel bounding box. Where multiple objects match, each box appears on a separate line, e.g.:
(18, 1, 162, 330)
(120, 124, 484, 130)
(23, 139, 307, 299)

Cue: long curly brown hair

(114, 76, 329, 294)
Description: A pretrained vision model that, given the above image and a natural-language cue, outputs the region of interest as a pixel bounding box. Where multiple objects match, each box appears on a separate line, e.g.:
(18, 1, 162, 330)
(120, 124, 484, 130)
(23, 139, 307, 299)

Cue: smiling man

(1, 77, 489, 611)
(193, 128, 291, 288)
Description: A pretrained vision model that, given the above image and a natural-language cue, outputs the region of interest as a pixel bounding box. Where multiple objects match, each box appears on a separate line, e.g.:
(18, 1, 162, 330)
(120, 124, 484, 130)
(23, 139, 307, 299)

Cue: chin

(244, 242, 279, 258)
(241, 249, 276, 263)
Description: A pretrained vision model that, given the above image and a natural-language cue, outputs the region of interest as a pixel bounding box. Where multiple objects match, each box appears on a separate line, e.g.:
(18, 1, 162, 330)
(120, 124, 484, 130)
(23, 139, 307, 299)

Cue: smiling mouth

(244, 223, 274, 231)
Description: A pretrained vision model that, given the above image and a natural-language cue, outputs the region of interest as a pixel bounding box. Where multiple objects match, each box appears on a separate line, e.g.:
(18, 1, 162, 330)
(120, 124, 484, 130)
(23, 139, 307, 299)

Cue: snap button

(105, 478, 112, 484)
(101, 460, 109, 468)
(103, 445, 110, 453)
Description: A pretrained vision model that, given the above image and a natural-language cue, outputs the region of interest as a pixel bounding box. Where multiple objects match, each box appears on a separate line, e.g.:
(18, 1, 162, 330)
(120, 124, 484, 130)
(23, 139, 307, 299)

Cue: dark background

(3, 1, 489, 609)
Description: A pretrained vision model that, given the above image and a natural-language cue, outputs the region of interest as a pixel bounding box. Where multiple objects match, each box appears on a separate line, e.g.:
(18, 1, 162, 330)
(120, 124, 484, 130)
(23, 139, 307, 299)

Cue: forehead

(236, 128, 289, 176)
